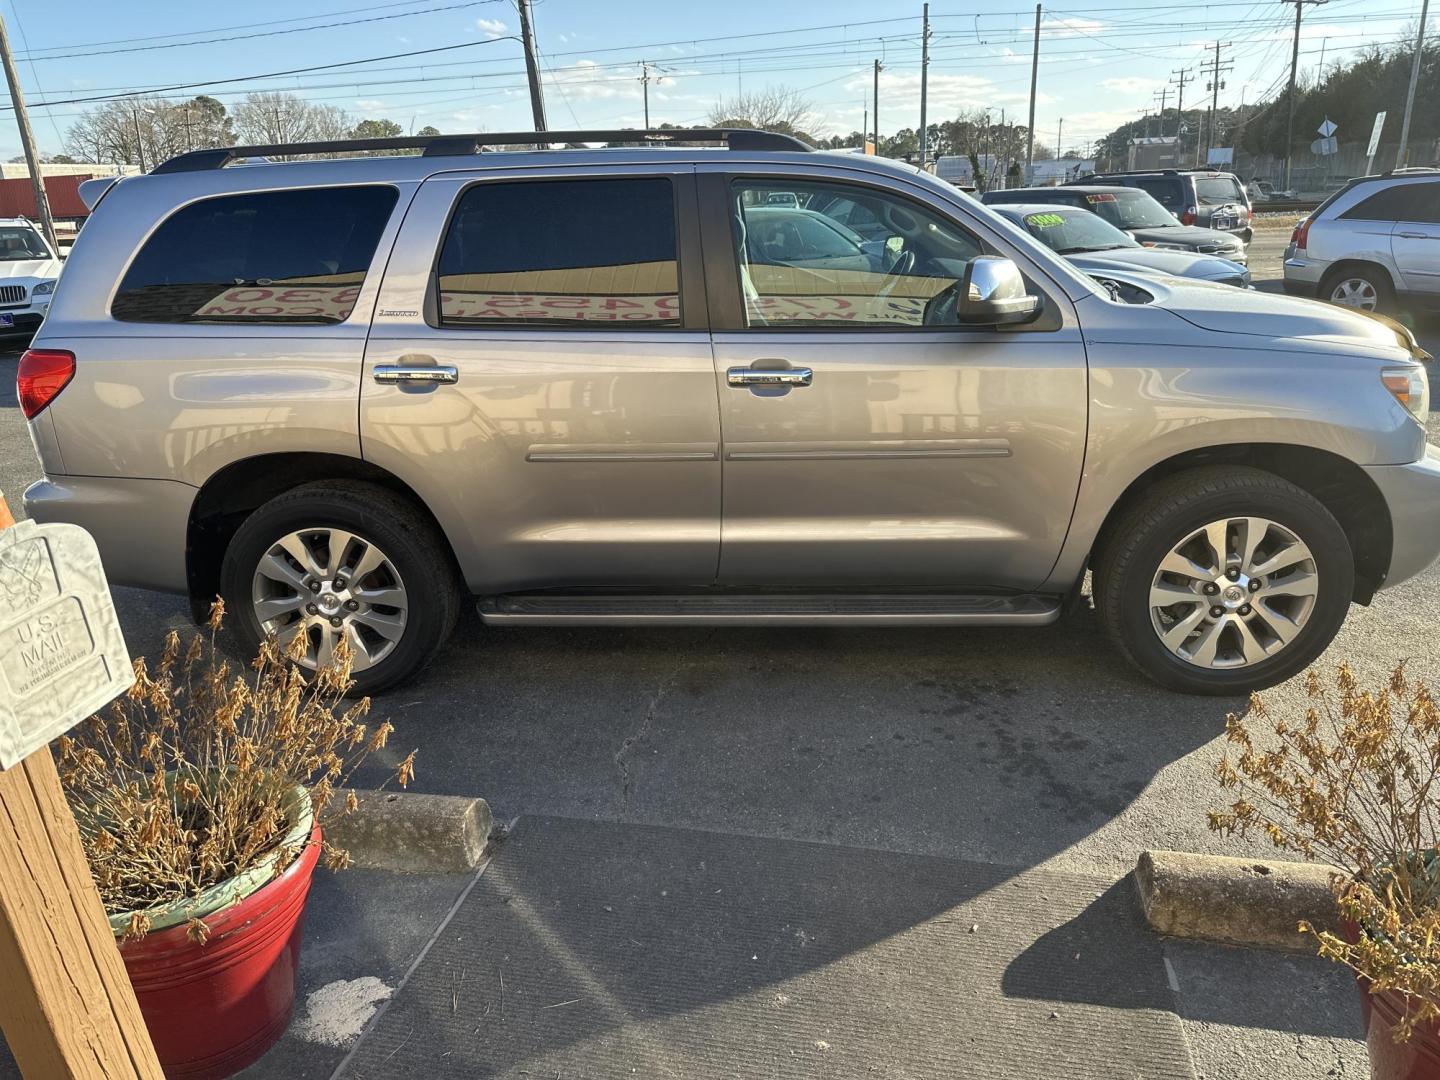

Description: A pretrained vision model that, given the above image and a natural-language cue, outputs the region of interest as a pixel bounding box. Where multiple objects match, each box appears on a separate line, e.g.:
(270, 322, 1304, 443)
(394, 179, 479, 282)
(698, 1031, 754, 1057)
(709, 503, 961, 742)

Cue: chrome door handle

(727, 366, 814, 388)
(374, 364, 458, 384)
(1397, 231, 1436, 239)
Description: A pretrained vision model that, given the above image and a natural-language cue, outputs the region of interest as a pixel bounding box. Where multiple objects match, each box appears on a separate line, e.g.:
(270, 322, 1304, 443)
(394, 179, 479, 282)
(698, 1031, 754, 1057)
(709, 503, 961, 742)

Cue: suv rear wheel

(1321, 264, 1394, 314)
(1094, 467, 1354, 695)
(220, 480, 460, 695)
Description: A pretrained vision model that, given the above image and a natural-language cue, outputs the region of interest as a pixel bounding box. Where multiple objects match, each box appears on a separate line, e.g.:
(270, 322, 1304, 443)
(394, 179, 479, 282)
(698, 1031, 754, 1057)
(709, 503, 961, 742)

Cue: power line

(14, 1, 510, 63)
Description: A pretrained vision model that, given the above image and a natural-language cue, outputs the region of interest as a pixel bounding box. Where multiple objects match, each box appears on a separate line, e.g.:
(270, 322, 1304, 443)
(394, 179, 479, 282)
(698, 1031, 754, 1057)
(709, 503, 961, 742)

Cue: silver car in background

(1284, 168, 1440, 313)
(18, 129, 1440, 698)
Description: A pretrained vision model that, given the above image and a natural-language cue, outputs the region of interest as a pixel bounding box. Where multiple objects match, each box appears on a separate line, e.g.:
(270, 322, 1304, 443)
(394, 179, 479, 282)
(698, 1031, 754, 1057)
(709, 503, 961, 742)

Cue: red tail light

(17, 349, 75, 419)
(1181, 206, 1197, 226)
(1248, 207, 1255, 221)
(1291, 216, 1312, 252)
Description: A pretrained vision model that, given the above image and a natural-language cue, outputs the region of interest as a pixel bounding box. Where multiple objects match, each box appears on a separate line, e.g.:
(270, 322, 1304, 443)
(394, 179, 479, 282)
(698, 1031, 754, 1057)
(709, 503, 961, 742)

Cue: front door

(698, 168, 1089, 590)
(361, 166, 722, 593)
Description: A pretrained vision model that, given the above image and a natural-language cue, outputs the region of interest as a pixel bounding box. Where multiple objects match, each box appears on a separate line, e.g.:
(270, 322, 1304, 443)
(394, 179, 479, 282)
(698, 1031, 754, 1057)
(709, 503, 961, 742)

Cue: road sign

(1311, 136, 1338, 156)
(1317, 117, 1338, 138)
(0, 520, 133, 770)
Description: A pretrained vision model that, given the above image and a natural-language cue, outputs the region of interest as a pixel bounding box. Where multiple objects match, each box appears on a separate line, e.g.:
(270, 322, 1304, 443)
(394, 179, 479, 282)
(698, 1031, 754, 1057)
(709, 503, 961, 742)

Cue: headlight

(33, 280, 54, 296)
(1383, 366, 1430, 424)
(1141, 242, 1187, 251)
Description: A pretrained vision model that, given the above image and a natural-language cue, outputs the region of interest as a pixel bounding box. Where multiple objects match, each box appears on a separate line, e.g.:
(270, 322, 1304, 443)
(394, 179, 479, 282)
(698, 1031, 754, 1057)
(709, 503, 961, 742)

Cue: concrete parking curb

(327, 789, 493, 874)
(1135, 849, 1339, 953)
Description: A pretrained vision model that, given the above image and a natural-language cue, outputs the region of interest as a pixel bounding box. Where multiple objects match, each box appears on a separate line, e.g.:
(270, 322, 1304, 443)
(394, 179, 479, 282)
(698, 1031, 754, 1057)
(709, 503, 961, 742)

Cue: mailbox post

(0, 491, 163, 1079)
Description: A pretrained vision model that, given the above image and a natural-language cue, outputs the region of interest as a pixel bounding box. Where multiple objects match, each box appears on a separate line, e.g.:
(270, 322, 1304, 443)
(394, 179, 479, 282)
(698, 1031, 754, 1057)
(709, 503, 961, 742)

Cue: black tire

(220, 480, 461, 695)
(1093, 466, 1354, 696)
(1320, 264, 1395, 315)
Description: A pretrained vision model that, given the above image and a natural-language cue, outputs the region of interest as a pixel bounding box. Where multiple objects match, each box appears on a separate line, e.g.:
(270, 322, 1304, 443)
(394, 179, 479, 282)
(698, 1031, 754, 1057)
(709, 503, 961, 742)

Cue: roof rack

(151, 127, 811, 174)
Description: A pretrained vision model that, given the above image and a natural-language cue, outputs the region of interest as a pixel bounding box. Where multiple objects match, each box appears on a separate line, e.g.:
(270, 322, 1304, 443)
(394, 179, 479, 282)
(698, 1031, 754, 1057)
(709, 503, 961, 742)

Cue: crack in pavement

(613, 634, 714, 814)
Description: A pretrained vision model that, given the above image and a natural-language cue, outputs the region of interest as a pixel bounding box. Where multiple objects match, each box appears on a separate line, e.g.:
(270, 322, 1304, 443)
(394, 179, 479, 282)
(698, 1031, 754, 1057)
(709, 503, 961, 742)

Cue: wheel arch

(1090, 443, 1393, 604)
(186, 452, 462, 622)
(1318, 258, 1400, 300)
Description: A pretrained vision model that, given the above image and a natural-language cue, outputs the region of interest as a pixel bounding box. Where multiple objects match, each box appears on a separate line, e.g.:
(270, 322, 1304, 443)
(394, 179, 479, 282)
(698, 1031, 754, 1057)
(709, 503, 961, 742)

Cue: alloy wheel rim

(1330, 277, 1378, 310)
(1149, 516, 1319, 669)
(250, 527, 408, 673)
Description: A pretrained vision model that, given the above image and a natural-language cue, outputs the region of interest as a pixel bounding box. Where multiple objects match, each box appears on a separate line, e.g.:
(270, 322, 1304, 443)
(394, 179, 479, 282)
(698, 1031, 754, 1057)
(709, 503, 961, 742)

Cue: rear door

(1388, 181, 1440, 297)
(697, 165, 1089, 590)
(360, 165, 723, 593)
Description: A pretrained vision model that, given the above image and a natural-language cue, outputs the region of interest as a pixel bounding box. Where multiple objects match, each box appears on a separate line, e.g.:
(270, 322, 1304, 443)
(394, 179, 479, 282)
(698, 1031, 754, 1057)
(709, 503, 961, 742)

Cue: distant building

(1024, 157, 1096, 186)
(1127, 137, 1183, 170)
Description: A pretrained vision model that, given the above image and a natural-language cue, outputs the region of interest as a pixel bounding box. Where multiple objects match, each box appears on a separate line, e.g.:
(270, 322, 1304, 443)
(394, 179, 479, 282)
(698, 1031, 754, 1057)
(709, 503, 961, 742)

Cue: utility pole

(873, 59, 883, 154)
(0, 14, 56, 250)
(1201, 41, 1233, 166)
(918, 3, 931, 169)
(1025, 3, 1041, 177)
(1282, 0, 1326, 191)
(1056, 116, 1063, 159)
(1396, 0, 1430, 169)
(639, 61, 651, 129)
(1170, 66, 1191, 160)
(516, 0, 547, 132)
(1152, 86, 1169, 137)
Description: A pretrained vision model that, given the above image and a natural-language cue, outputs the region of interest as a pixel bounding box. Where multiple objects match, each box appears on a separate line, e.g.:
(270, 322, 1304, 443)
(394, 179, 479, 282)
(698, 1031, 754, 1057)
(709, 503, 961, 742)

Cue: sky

(0, 0, 1423, 162)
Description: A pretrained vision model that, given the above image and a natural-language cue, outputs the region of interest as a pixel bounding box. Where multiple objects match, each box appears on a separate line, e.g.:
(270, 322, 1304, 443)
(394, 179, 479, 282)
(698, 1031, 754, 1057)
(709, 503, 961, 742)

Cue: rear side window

(1341, 183, 1436, 222)
(112, 186, 398, 324)
(1133, 177, 1182, 211)
(436, 177, 680, 328)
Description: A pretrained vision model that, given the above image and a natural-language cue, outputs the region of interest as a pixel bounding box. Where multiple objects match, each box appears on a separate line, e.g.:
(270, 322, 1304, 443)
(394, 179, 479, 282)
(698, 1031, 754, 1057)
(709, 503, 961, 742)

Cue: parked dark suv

(1074, 169, 1253, 246)
(982, 185, 1248, 265)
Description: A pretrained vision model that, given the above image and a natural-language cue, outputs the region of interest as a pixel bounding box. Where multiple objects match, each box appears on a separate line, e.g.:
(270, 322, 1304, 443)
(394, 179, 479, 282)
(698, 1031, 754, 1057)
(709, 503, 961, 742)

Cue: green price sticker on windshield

(1024, 213, 1066, 228)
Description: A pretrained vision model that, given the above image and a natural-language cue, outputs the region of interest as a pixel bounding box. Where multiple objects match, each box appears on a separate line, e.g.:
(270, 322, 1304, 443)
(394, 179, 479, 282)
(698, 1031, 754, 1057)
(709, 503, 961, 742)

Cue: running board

(476, 594, 1061, 627)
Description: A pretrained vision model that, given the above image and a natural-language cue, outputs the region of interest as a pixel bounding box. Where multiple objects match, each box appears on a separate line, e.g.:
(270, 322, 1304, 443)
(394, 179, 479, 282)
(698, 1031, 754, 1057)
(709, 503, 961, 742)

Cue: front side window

(732, 180, 986, 329)
(437, 177, 680, 328)
(0, 226, 52, 261)
(113, 185, 398, 324)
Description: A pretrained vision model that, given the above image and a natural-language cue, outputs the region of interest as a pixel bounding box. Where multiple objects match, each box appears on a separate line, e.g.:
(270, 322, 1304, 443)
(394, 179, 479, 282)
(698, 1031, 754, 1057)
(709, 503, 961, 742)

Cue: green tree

(351, 118, 404, 140)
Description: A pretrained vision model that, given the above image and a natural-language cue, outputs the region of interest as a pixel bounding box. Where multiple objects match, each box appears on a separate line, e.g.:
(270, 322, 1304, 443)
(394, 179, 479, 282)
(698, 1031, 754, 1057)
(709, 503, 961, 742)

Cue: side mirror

(955, 256, 1041, 326)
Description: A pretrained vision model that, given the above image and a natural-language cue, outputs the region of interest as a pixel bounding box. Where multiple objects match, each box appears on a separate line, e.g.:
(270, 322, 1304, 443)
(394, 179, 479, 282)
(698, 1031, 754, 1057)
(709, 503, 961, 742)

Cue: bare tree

(708, 85, 820, 141)
(232, 92, 351, 152)
(63, 95, 236, 166)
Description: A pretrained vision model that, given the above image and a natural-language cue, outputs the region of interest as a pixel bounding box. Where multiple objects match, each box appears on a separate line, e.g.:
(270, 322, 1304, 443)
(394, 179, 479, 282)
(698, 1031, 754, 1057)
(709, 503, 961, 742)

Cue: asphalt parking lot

(1, 295, 1436, 1077)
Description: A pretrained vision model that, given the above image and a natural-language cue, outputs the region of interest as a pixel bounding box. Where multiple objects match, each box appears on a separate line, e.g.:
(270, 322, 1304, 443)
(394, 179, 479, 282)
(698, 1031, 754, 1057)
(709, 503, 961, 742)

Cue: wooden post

(0, 491, 163, 1079)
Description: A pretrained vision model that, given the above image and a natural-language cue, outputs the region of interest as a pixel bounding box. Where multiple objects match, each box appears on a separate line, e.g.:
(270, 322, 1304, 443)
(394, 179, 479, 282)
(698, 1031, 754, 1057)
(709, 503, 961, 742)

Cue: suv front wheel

(1094, 467, 1354, 695)
(220, 480, 460, 695)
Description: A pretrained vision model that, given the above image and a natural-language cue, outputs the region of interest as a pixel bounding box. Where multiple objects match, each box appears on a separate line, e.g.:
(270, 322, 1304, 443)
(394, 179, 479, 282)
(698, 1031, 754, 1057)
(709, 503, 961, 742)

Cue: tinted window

(1194, 176, 1244, 206)
(1133, 176, 1183, 211)
(113, 186, 397, 324)
(1342, 183, 1437, 223)
(732, 178, 986, 329)
(437, 178, 679, 327)
(1086, 190, 1177, 229)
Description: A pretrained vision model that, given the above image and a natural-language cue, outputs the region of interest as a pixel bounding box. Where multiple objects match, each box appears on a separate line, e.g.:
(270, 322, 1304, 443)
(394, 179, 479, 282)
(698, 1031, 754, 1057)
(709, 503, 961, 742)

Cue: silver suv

(19, 129, 1440, 695)
(1284, 169, 1440, 313)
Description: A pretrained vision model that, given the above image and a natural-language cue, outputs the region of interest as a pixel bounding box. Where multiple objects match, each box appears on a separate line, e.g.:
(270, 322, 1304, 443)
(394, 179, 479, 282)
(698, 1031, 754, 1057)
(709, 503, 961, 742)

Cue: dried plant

(57, 599, 415, 941)
(1210, 663, 1440, 1039)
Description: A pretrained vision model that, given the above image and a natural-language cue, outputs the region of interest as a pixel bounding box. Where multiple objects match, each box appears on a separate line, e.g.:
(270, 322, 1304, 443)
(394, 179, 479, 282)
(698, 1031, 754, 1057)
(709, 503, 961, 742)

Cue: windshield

(0, 226, 51, 261)
(1195, 176, 1244, 206)
(747, 209, 865, 259)
(1016, 209, 1137, 253)
(1085, 190, 1178, 229)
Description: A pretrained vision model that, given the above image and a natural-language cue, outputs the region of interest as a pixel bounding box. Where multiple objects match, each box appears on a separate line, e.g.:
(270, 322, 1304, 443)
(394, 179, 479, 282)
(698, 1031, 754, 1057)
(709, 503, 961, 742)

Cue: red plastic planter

(1356, 982, 1440, 1080)
(119, 826, 322, 1079)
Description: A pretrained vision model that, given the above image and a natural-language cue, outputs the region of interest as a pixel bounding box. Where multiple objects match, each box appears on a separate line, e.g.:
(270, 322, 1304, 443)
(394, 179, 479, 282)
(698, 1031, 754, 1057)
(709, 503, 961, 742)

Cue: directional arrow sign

(1317, 117, 1338, 138)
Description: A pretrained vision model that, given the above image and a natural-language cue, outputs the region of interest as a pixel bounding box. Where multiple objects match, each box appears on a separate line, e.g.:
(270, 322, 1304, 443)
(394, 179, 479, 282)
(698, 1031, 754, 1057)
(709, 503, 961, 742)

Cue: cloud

(1041, 17, 1103, 36)
(475, 17, 507, 39)
(1100, 76, 1161, 95)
